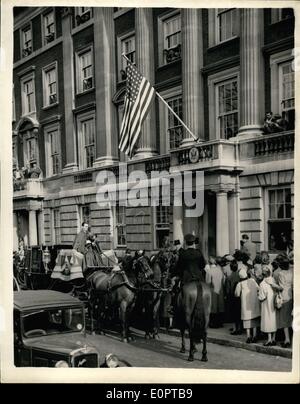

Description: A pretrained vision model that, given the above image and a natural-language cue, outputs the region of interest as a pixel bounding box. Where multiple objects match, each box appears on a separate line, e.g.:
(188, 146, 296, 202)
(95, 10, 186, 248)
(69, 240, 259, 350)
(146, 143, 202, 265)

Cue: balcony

(170, 139, 239, 173)
(13, 178, 43, 199)
(239, 131, 294, 161)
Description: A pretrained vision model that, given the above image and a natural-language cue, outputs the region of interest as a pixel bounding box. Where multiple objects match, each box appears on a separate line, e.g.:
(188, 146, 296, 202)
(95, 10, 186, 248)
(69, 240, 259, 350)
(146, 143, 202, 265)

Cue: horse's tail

(192, 282, 211, 343)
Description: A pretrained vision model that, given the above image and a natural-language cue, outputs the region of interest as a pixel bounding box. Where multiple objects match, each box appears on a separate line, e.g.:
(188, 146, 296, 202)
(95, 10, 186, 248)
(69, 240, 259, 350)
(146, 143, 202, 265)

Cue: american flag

(119, 62, 155, 157)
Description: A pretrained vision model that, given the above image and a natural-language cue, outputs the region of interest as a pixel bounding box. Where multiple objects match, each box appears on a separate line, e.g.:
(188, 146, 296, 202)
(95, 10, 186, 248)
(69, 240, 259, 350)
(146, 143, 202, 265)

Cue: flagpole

(121, 53, 200, 143)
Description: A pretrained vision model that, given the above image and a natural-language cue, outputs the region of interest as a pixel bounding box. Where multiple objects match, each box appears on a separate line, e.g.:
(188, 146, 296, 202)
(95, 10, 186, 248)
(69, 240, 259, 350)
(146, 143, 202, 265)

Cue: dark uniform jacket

(174, 247, 206, 284)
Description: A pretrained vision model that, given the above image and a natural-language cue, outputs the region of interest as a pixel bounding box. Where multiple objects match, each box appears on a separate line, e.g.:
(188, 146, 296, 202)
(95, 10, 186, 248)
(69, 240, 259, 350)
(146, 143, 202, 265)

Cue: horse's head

(133, 254, 153, 283)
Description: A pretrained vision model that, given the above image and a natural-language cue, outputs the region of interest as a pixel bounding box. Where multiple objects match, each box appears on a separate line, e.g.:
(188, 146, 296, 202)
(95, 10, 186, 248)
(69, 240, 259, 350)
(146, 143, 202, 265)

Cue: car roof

(14, 290, 83, 311)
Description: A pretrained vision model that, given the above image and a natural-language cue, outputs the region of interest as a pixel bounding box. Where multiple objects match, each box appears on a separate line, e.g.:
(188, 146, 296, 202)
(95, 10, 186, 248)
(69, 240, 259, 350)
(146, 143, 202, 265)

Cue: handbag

(274, 292, 283, 310)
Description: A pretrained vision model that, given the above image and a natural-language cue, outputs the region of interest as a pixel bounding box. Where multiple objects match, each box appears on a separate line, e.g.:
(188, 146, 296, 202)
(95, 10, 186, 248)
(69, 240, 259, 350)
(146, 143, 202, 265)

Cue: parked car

(14, 290, 128, 368)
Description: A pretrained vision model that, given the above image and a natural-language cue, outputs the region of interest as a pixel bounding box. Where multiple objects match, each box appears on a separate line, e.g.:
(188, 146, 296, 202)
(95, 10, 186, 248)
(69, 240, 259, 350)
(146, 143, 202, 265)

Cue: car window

(22, 307, 84, 337)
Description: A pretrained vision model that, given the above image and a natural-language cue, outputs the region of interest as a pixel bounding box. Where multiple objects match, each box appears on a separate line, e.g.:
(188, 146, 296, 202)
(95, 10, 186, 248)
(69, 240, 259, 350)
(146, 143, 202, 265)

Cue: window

(80, 204, 91, 225)
(270, 50, 295, 130)
(271, 8, 294, 24)
(116, 205, 127, 246)
(43, 10, 55, 45)
(23, 132, 38, 169)
(76, 47, 94, 93)
(208, 9, 239, 47)
(21, 74, 35, 115)
(45, 124, 60, 177)
(217, 79, 239, 139)
(216, 9, 238, 43)
(21, 25, 32, 57)
(279, 61, 295, 129)
(77, 112, 96, 169)
(52, 208, 60, 244)
(118, 33, 135, 81)
(268, 188, 292, 251)
(158, 86, 182, 153)
(75, 7, 92, 26)
(167, 96, 183, 150)
(155, 201, 170, 249)
(158, 11, 181, 65)
(43, 63, 58, 107)
(208, 67, 239, 140)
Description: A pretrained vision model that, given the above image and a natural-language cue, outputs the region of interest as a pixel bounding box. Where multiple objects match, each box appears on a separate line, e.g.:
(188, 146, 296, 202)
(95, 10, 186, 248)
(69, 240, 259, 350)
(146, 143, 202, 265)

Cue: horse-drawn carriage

(13, 244, 212, 362)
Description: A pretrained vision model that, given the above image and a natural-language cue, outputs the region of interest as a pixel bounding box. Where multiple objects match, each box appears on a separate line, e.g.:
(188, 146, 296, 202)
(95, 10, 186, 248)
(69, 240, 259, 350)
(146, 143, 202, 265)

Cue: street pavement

(87, 327, 292, 371)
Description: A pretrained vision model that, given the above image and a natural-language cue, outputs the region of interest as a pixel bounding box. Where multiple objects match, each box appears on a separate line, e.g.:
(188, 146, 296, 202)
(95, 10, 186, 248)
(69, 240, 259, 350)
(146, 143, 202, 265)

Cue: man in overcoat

(73, 222, 89, 255)
(173, 234, 206, 284)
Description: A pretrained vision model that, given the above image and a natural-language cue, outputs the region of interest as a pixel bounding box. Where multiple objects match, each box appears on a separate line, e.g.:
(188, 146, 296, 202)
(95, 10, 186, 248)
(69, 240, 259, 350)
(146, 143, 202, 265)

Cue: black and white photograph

(1, 0, 299, 384)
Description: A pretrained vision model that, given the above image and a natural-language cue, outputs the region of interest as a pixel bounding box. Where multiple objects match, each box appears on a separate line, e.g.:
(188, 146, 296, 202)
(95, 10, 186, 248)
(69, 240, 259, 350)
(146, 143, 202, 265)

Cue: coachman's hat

(184, 234, 196, 243)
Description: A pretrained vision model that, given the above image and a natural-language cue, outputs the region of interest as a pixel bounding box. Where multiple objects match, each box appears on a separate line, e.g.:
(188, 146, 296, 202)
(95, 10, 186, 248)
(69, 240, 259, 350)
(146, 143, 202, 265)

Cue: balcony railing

(13, 178, 43, 198)
(254, 131, 294, 156)
(239, 130, 295, 160)
(177, 144, 214, 165)
(164, 44, 181, 64)
(145, 156, 171, 174)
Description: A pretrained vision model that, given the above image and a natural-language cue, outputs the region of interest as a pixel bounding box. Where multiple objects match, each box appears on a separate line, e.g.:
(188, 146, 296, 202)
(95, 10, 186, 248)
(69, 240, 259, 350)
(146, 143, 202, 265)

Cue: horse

(136, 253, 163, 339)
(87, 251, 153, 342)
(175, 280, 211, 362)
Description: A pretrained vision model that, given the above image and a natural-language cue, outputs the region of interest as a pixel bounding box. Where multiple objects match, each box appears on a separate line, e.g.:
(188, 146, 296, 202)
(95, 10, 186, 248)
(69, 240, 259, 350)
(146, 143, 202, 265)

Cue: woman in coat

(276, 254, 293, 348)
(235, 269, 260, 343)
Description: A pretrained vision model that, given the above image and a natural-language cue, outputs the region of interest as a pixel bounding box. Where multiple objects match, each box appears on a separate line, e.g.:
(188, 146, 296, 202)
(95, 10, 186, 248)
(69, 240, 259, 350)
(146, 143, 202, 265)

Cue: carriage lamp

(42, 246, 51, 274)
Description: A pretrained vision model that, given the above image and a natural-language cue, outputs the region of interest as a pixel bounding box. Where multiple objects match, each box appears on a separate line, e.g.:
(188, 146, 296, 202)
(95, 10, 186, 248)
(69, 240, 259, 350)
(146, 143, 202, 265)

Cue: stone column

(238, 9, 264, 137)
(37, 210, 44, 245)
(228, 191, 240, 253)
(134, 8, 157, 158)
(61, 8, 77, 172)
(181, 8, 204, 146)
(94, 8, 119, 167)
(216, 191, 229, 256)
(29, 210, 38, 246)
(173, 205, 184, 243)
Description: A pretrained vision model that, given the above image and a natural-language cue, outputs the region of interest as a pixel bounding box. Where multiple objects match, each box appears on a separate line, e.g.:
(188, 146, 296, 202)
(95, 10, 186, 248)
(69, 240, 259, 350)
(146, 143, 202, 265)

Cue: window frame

(42, 61, 58, 108)
(207, 66, 240, 140)
(158, 85, 182, 154)
(270, 49, 294, 126)
(20, 72, 36, 116)
(52, 208, 61, 244)
(158, 9, 181, 67)
(215, 8, 239, 44)
(20, 23, 33, 58)
(265, 186, 293, 252)
(208, 8, 239, 48)
(77, 110, 96, 170)
(117, 31, 136, 82)
(22, 129, 39, 169)
(75, 45, 94, 94)
(41, 8, 56, 46)
(115, 204, 127, 247)
(44, 123, 61, 178)
(153, 199, 171, 250)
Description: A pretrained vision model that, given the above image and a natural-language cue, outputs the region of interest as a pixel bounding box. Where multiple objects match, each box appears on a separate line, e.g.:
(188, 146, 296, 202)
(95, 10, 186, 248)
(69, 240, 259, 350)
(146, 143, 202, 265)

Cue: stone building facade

(12, 7, 295, 258)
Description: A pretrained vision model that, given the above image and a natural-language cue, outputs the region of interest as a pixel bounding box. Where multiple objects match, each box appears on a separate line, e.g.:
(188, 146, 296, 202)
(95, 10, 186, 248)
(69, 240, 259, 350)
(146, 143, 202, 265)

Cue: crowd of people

(200, 236, 294, 348)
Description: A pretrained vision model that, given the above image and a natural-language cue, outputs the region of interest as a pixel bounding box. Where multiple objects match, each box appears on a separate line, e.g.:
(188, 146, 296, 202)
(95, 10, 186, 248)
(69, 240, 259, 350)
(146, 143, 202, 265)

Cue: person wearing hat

(172, 233, 206, 285)
(235, 268, 260, 343)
